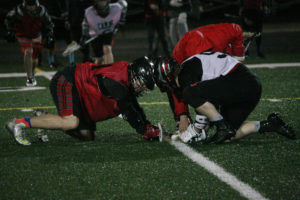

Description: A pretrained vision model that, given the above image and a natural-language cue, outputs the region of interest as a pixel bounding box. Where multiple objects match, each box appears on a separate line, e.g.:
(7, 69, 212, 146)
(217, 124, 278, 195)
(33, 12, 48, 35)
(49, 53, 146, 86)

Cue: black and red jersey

(74, 61, 130, 122)
(5, 4, 54, 38)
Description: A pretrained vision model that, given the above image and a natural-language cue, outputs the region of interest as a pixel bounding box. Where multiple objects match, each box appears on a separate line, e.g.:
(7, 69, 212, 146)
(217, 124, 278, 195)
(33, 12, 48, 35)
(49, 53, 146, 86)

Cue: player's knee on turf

(65, 129, 95, 141)
(78, 130, 95, 141)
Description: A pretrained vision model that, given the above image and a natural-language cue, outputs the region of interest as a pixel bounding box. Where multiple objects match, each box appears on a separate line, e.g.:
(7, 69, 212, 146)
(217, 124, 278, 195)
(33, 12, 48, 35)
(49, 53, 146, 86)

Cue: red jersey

(74, 61, 130, 122)
(173, 23, 244, 63)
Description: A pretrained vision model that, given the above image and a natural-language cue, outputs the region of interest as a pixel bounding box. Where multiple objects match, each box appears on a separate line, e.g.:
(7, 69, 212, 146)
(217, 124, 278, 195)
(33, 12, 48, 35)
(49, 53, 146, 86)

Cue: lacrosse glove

(142, 123, 160, 141)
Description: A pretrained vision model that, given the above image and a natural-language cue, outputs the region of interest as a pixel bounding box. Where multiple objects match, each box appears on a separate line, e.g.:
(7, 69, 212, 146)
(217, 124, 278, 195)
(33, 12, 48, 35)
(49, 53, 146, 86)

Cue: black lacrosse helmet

(153, 57, 180, 92)
(95, 0, 110, 17)
(129, 56, 155, 95)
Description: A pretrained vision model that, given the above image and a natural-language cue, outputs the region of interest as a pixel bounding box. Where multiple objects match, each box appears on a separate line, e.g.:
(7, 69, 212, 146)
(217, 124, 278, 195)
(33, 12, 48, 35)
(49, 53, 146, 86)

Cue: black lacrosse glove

(43, 35, 55, 49)
(5, 31, 16, 43)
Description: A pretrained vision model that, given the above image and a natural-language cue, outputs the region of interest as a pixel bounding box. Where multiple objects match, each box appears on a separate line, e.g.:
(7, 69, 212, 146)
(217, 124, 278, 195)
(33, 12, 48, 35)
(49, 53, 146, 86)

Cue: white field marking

(247, 63, 300, 68)
(0, 71, 56, 80)
(21, 109, 34, 112)
(268, 99, 282, 102)
(170, 141, 269, 200)
(0, 86, 46, 92)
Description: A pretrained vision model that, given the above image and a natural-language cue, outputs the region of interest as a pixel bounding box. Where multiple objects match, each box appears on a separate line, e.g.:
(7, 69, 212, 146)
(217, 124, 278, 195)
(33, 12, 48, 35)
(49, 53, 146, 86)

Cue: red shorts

(17, 36, 43, 59)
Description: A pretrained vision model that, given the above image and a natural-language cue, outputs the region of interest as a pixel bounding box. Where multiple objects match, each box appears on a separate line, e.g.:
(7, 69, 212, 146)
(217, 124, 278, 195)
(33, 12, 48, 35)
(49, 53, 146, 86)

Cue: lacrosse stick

(62, 35, 98, 57)
(244, 32, 261, 52)
(157, 123, 172, 142)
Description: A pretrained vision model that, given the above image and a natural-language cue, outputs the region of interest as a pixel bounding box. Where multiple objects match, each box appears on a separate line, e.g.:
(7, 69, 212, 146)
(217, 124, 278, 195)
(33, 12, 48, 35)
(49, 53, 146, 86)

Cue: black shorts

(91, 33, 113, 57)
(49, 66, 96, 131)
(183, 64, 262, 130)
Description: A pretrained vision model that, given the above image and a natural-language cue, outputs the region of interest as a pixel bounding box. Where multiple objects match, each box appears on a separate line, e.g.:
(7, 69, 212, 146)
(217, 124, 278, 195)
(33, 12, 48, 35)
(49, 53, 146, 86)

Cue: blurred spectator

(4, 0, 54, 86)
(144, 0, 170, 58)
(81, 0, 127, 64)
(167, 0, 192, 48)
(240, 0, 269, 58)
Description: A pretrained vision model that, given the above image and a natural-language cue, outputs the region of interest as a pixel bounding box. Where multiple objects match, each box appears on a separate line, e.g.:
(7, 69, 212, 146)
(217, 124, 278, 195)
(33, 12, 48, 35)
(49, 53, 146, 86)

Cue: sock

(15, 117, 31, 128)
(254, 121, 260, 133)
(48, 55, 55, 64)
(69, 53, 75, 64)
(211, 114, 223, 122)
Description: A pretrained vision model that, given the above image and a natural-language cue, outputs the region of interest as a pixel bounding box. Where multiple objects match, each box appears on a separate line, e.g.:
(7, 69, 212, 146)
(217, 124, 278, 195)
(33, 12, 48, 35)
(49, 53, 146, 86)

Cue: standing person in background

(144, 0, 170, 58)
(68, 0, 94, 63)
(81, 0, 127, 64)
(168, 0, 191, 48)
(240, 0, 269, 58)
(4, 0, 54, 86)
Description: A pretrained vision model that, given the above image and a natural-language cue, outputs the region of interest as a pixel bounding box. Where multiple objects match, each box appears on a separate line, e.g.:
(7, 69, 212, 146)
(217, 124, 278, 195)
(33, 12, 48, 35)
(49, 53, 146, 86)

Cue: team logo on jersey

(97, 20, 113, 31)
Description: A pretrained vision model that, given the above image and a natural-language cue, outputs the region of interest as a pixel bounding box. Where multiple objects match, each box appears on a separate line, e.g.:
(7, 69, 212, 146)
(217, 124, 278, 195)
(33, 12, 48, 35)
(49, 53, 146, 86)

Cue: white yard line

(247, 63, 300, 68)
(0, 71, 56, 80)
(0, 86, 46, 92)
(171, 141, 269, 200)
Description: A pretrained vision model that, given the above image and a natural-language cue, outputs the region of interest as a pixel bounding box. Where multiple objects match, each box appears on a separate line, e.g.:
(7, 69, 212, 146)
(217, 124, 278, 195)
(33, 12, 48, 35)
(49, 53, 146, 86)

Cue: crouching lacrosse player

(153, 53, 295, 144)
(6, 57, 162, 146)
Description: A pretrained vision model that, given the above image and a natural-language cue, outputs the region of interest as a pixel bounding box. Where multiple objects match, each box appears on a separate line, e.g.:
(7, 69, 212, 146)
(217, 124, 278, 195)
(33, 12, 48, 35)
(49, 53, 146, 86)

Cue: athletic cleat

(5, 119, 31, 146)
(26, 77, 37, 87)
(260, 113, 296, 139)
(205, 120, 235, 144)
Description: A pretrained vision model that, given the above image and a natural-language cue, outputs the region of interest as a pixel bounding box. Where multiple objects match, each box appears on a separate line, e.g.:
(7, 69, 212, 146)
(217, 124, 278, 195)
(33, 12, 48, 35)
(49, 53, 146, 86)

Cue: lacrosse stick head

(62, 41, 80, 57)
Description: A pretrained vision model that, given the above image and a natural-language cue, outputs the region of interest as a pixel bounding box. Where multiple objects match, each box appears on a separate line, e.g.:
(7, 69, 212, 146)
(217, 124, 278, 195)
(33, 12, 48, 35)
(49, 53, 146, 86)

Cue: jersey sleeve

(229, 24, 245, 57)
(171, 90, 190, 117)
(97, 75, 149, 134)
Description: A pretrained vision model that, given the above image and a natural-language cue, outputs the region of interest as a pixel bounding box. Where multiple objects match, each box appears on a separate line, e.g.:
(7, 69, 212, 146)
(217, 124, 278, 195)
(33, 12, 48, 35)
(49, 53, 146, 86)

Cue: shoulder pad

(39, 5, 46, 17)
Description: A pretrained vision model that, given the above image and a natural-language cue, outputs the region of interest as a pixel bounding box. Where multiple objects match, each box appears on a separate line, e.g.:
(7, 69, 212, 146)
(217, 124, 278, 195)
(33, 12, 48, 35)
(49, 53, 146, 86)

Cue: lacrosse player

(6, 57, 162, 146)
(167, 0, 192, 48)
(153, 53, 295, 144)
(81, 0, 127, 64)
(4, 0, 54, 87)
(161, 23, 258, 133)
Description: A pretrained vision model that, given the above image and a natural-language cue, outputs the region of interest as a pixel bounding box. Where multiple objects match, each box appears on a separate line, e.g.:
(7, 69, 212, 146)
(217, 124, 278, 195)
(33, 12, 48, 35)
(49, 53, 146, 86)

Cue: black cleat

(260, 113, 296, 140)
(205, 119, 236, 144)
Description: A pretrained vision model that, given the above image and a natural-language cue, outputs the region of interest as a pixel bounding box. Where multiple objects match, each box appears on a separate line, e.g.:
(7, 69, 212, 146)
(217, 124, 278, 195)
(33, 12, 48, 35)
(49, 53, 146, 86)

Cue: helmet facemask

(129, 57, 155, 97)
(154, 57, 180, 92)
(95, 0, 110, 17)
(23, 0, 39, 15)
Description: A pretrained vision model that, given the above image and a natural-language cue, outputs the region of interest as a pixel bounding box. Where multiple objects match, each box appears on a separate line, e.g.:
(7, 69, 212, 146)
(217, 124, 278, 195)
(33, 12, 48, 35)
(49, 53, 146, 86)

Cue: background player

(4, 0, 54, 86)
(81, 0, 127, 64)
